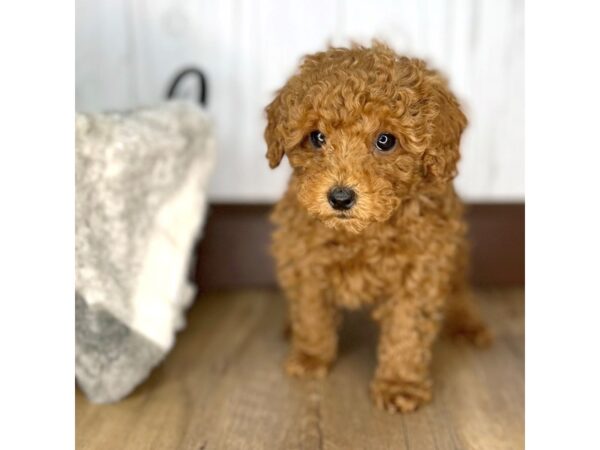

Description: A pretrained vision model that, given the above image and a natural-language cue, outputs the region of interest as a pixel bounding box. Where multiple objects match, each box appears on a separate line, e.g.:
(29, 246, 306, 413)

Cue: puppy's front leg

(284, 283, 339, 379)
(371, 293, 445, 413)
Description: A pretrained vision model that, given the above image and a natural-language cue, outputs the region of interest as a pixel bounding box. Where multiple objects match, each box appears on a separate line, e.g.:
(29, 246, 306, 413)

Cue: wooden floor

(76, 288, 524, 450)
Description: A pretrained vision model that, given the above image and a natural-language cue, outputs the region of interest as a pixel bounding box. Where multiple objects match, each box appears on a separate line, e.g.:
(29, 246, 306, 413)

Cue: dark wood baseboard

(194, 202, 524, 290)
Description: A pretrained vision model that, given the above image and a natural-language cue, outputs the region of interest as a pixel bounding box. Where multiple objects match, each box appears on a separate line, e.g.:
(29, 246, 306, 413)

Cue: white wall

(76, 0, 523, 202)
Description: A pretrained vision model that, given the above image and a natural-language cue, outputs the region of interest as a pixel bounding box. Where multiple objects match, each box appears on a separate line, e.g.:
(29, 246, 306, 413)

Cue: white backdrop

(76, 0, 523, 202)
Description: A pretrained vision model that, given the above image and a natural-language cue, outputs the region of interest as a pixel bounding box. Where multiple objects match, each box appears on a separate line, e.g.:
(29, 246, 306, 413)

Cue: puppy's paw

(370, 377, 432, 413)
(285, 351, 330, 379)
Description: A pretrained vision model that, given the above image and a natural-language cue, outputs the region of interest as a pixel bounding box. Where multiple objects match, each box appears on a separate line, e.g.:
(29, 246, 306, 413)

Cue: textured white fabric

(75, 101, 215, 402)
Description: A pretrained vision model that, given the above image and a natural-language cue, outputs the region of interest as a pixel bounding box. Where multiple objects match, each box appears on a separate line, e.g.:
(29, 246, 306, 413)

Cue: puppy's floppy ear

(422, 71, 467, 183)
(264, 90, 287, 169)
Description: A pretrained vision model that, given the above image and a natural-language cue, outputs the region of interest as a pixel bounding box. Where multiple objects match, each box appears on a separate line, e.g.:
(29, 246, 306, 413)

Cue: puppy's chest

(319, 235, 411, 308)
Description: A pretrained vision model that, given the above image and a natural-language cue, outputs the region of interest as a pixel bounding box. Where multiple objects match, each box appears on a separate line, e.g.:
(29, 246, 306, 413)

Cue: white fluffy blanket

(75, 101, 215, 403)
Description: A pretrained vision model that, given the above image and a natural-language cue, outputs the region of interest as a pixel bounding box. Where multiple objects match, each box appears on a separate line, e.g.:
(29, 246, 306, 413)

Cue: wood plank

(77, 288, 524, 450)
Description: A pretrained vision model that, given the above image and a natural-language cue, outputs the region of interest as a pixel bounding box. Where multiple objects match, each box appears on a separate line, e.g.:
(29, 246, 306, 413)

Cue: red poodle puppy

(264, 43, 491, 413)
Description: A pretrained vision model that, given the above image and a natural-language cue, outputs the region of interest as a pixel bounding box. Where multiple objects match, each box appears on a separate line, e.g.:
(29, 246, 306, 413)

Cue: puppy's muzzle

(328, 186, 356, 211)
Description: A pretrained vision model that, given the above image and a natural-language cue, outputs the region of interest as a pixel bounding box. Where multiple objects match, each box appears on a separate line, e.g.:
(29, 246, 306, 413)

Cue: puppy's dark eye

(375, 133, 397, 152)
(309, 130, 326, 149)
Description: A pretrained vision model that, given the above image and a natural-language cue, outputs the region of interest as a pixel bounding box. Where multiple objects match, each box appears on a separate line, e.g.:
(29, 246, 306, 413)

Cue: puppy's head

(265, 43, 466, 234)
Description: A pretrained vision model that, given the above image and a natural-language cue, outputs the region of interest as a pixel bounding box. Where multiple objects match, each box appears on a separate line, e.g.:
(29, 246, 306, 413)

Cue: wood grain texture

(76, 288, 524, 450)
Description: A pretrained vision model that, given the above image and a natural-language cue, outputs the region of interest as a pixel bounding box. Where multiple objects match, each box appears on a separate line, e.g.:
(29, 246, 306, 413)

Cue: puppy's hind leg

(444, 286, 493, 347)
(443, 241, 493, 347)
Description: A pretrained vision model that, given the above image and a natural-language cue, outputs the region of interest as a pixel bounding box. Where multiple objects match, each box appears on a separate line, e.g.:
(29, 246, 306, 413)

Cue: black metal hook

(166, 67, 208, 106)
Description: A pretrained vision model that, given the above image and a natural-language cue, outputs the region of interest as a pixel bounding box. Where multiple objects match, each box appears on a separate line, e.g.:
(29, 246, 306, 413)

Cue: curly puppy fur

(264, 43, 491, 413)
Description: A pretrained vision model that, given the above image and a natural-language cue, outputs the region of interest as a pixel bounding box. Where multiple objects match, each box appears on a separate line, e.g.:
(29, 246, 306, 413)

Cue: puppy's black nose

(328, 186, 356, 211)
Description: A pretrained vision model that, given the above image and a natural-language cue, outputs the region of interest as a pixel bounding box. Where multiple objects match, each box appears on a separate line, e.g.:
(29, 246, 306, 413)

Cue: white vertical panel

(76, 0, 524, 202)
(457, 0, 524, 200)
(233, 0, 265, 200)
(75, 0, 137, 112)
(489, 0, 524, 198)
(455, 0, 497, 198)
